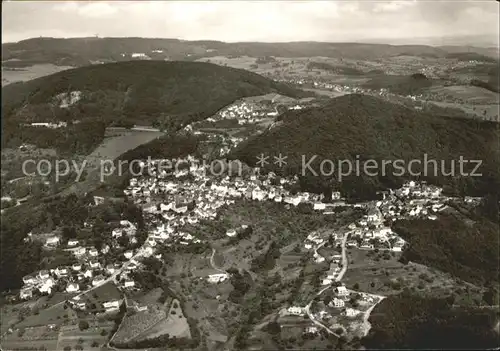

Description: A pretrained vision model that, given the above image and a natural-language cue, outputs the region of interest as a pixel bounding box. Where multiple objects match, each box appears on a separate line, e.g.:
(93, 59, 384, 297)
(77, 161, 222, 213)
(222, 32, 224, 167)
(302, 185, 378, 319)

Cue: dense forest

(2, 61, 308, 129)
(2, 119, 106, 156)
(363, 291, 500, 349)
(362, 73, 436, 95)
(393, 203, 500, 286)
(0, 194, 144, 291)
(231, 94, 500, 200)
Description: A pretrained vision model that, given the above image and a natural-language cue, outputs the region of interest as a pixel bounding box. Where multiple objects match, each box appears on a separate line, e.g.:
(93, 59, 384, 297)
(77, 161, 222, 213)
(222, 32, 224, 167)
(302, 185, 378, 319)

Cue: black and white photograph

(1, 1, 499, 350)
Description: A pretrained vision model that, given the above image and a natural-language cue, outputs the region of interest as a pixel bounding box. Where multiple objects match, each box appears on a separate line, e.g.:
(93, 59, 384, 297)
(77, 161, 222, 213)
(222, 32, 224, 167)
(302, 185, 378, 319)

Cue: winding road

(304, 226, 386, 339)
(304, 228, 352, 337)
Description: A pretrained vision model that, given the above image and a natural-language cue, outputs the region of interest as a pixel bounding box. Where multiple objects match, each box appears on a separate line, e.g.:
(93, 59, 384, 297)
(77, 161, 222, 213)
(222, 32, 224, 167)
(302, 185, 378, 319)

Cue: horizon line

(3, 35, 499, 49)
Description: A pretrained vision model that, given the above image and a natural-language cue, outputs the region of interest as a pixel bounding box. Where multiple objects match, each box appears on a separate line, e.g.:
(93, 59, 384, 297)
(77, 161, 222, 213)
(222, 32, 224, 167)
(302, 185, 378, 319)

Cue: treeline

(0, 203, 46, 291)
(470, 78, 500, 93)
(118, 133, 201, 164)
(362, 291, 500, 349)
(228, 267, 253, 304)
(362, 73, 434, 95)
(307, 61, 365, 76)
(470, 64, 500, 92)
(394, 206, 499, 285)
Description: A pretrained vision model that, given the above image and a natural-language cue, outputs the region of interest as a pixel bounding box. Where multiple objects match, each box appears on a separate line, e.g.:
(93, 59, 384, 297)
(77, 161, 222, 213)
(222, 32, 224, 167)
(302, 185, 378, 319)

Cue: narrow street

(304, 228, 352, 337)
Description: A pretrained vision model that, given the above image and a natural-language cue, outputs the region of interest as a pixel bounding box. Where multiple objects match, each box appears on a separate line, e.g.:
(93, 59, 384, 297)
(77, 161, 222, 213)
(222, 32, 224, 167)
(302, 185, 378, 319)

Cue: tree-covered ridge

(363, 291, 500, 350)
(231, 94, 500, 200)
(394, 211, 500, 286)
(2, 60, 310, 128)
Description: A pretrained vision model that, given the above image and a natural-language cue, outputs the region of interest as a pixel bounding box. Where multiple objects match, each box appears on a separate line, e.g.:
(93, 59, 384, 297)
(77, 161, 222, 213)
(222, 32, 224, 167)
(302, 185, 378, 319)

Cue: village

(12, 146, 460, 343)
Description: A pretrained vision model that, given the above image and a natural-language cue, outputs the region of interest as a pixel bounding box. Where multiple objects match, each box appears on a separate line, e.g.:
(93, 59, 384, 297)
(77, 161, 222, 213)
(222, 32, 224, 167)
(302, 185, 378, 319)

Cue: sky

(2, 0, 499, 45)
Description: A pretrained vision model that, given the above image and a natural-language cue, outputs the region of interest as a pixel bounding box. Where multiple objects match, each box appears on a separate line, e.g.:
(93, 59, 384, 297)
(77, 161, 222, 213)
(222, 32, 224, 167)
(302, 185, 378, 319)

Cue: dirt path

(209, 248, 227, 274)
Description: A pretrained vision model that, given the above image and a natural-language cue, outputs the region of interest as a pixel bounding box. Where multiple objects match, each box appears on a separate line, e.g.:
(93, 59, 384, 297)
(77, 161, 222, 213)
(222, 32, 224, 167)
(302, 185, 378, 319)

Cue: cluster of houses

(68, 295, 123, 314)
(18, 219, 149, 301)
(210, 100, 279, 125)
(124, 155, 348, 232)
(23, 121, 68, 129)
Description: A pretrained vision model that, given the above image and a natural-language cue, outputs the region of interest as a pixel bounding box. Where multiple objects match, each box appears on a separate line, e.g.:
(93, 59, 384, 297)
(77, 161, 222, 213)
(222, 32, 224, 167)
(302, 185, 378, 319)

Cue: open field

(429, 100, 499, 121)
(78, 282, 123, 313)
(195, 200, 354, 273)
(81, 282, 122, 302)
(15, 301, 78, 329)
(56, 322, 115, 350)
(427, 85, 499, 104)
(133, 299, 191, 341)
(1, 338, 59, 351)
(2, 64, 74, 86)
(129, 287, 164, 305)
(342, 248, 485, 303)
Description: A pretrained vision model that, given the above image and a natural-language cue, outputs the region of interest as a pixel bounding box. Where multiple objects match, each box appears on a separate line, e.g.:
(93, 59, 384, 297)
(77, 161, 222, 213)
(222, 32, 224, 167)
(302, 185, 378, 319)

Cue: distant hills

(2, 60, 309, 128)
(230, 94, 500, 199)
(2, 37, 499, 68)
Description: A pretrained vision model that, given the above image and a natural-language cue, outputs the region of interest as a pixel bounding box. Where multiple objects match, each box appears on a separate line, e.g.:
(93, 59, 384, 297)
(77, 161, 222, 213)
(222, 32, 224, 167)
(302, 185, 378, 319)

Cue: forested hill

(230, 94, 500, 200)
(2, 60, 309, 128)
(3, 37, 499, 67)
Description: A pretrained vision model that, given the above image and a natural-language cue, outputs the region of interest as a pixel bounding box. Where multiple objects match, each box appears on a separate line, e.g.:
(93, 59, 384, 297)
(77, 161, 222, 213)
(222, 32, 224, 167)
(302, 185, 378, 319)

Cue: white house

(103, 300, 121, 312)
(83, 269, 93, 278)
(67, 239, 79, 247)
(344, 308, 360, 317)
(66, 283, 80, 293)
(38, 270, 50, 280)
(287, 306, 304, 315)
(226, 229, 237, 237)
(74, 247, 86, 256)
(88, 248, 99, 257)
(72, 263, 82, 272)
(112, 228, 123, 238)
(335, 285, 349, 296)
(331, 298, 345, 308)
(367, 207, 382, 223)
(45, 236, 60, 247)
(39, 278, 54, 294)
(313, 203, 326, 211)
(89, 261, 101, 269)
(54, 267, 69, 278)
(106, 264, 116, 274)
(313, 253, 325, 263)
(124, 280, 135, 288)
(124, 251, 134, 259)
(20, 288, 33, 300)
(305, 326, 318, 334)
(207, 273, 228, 283)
